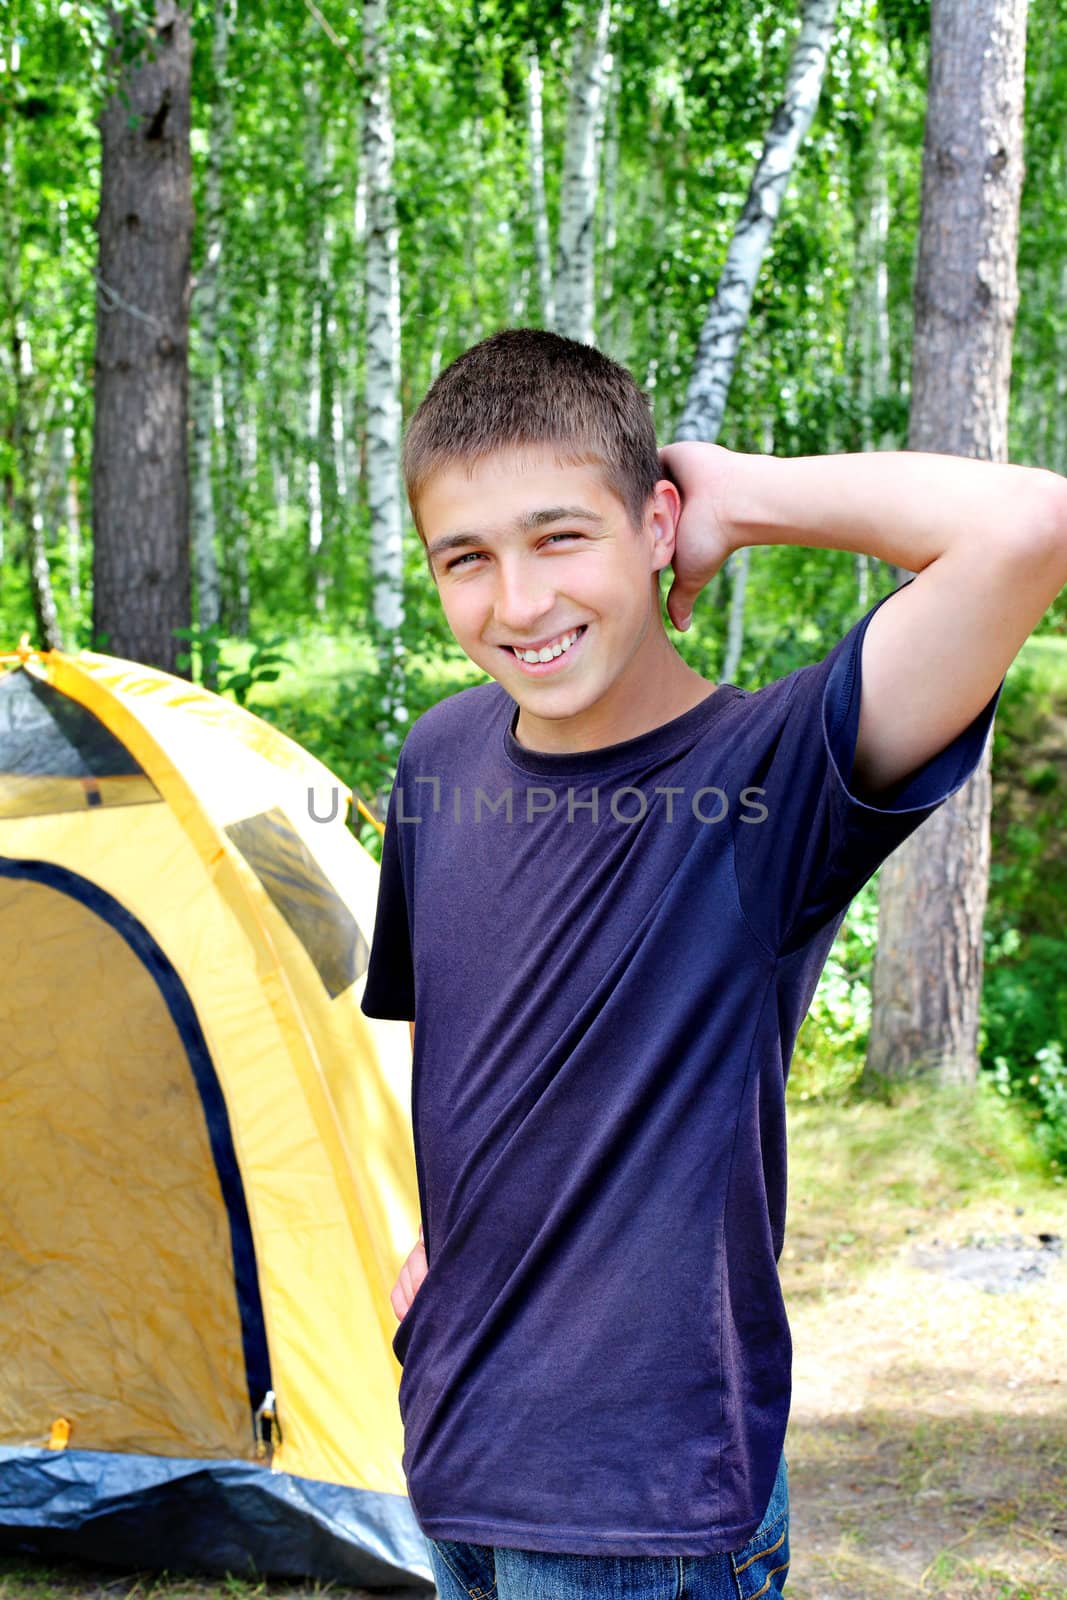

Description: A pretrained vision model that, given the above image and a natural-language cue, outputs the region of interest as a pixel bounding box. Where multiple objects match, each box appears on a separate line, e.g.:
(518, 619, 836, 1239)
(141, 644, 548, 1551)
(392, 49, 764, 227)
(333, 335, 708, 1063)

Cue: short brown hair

(403, 328, 661, 541)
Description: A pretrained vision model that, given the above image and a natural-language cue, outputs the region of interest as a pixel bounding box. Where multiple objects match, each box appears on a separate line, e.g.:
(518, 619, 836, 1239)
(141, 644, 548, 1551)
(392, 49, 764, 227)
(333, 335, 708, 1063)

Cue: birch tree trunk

(0, 18, 16, 577)
(15, 335, 61, 650)
(61, 399, 82, 611)
(304, 68, 327, 614)
(598, 55, 620, 352)
(362, 0, 406, 752)
(675, 0, 839, 442)
(261, 275, 289, 538)
(860, 117, 893, 613)
(1053, 259, 1067, 475)
(2, 20, 60, 649)
(190, 0, 230, 687)
(327, 209, 349, 507)
(847, 83, 893, 607)
(463, 116, 485, 344)
(864, 0, 1028, 1088)
(554, 0, 612, 344)
(721, 416, 772, 682)
(218, 277, 249, 634)
(720, 545, 751, 683)
(524, 42, 554, 328)
(92, 2, 193, 673)
(859, 122, 892, 448)
(341, 164, 367, 509)
(57, 199, 82, 611)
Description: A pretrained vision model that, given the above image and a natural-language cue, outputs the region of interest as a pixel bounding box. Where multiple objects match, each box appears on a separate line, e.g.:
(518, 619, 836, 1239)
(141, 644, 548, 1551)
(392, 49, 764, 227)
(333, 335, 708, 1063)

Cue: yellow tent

(0, 645, 430, 1590)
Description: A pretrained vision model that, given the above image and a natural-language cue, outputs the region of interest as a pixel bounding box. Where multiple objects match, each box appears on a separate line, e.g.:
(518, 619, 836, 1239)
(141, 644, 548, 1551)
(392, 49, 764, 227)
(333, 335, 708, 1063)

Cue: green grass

(785, 1080, 1062, 1285)
(1014, 633, 1067, 687)
(0, 1559, 393, 1600)
(0, 1563, 270, 1599)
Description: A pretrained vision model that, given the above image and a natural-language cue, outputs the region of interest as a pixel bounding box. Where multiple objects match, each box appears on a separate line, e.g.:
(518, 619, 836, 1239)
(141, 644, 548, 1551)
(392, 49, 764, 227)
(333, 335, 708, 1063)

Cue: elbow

(1009, 469, 1067, 590)
(1033, 469, 1067, 572)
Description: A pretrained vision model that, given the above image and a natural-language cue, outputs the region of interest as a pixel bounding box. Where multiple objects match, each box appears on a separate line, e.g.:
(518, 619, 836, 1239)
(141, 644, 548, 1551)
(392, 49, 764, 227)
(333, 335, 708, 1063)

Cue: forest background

(3, 0, 1067, 1167)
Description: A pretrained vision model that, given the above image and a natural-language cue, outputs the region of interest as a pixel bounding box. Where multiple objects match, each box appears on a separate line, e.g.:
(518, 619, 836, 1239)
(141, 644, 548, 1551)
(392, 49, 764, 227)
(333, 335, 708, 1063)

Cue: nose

(492, 554, 556, 637)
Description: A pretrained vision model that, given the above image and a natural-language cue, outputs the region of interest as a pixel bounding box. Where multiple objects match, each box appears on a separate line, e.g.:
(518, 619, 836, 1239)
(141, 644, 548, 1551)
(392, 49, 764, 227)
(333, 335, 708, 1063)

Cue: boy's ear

(648, 479, 681, 572)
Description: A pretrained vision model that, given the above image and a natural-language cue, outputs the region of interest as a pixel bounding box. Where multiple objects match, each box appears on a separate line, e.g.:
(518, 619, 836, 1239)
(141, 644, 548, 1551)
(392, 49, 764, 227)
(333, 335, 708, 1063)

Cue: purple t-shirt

(360, 585, 1002, 1556)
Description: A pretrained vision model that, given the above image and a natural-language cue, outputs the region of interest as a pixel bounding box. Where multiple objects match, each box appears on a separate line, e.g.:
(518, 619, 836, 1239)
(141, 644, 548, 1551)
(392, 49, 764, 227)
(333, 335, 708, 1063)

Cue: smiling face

(418, 446, 703, 753)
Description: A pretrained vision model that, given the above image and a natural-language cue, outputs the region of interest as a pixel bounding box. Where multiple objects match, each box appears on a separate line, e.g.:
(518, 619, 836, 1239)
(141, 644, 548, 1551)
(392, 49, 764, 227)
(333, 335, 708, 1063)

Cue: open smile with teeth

(506, 625, 587, 664)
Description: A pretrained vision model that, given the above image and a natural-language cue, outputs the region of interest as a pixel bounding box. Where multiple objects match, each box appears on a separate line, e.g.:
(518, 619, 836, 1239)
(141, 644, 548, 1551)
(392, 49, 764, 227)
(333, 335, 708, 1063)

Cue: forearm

(723, 448, 1064, 571)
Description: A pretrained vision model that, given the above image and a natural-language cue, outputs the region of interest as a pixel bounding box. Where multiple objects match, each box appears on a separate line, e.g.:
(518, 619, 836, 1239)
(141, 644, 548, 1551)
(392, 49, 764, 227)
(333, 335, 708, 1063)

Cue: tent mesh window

(225, 808, 369, 998)
(0, 669, 160, 818)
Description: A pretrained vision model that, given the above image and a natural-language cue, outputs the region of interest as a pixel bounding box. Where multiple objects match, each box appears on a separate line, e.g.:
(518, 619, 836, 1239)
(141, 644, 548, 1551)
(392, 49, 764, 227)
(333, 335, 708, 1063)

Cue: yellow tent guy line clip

(47, 1417, 71, 1450)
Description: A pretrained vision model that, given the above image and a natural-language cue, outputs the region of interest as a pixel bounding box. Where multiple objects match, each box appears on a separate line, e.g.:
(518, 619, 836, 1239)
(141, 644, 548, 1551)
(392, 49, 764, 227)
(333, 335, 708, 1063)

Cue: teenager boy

(361, 328, 1067, 1599)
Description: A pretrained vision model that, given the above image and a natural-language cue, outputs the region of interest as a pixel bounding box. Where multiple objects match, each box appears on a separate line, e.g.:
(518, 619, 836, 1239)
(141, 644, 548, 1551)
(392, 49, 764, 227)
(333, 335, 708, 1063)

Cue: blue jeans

(426, 1455, 788, 1599)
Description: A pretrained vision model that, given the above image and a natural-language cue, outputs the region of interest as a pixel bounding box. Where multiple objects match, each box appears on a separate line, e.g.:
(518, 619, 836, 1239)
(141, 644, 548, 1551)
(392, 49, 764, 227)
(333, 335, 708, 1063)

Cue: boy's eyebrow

(426, 505, 605, 562)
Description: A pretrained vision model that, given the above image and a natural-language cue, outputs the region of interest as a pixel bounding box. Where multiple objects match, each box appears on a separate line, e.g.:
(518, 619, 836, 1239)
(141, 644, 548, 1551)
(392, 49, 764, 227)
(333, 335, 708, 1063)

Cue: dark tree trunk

(864, 0, 1028, 1087)
(91, 3, 193, 674)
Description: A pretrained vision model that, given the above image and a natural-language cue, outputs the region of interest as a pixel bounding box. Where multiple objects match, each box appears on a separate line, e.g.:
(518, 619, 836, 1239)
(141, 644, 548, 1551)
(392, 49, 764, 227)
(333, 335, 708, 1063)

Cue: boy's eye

(445, 533, 581, 572)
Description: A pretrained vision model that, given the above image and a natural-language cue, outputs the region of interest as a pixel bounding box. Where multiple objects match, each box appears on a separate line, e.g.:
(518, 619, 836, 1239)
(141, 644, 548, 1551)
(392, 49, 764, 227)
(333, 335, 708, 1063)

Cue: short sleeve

(732, 581, 1005, 957)
(360, 749, 416, 1021)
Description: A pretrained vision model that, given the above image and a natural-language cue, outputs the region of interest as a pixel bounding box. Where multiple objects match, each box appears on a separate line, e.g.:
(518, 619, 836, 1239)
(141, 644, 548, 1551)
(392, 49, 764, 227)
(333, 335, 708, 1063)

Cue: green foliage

(176, 622, 294, 707)
(877, 0, 929, 58)
(987, 988, 1067, 1174)
(1008, 0, 1067, 636)
(218, 635, 293, 708)
(792, 878, 879, 1101)
(978, 642, 1067, 1169)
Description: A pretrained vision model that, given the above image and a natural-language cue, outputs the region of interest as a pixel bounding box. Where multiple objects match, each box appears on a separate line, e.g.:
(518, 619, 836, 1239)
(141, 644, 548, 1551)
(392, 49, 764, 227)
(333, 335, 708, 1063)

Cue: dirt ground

(782, 1189, 1067, 1599)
